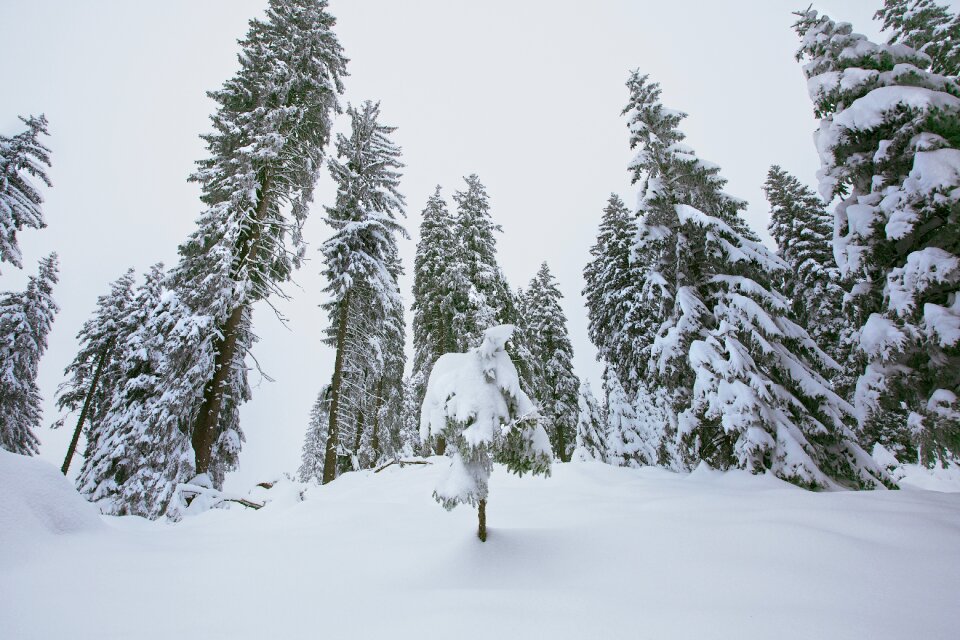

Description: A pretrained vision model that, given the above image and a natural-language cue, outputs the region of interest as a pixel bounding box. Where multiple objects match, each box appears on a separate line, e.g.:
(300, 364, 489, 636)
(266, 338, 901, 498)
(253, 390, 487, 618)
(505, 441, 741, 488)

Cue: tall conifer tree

(320, 100, 406, 483)
(0, 115, 51, 272)
(0, 253, 58, 455)
(522, 263, 580, 461)
(54, 269, 135, 474)
(764, 166, 855, 396)
(795, 9, 960, 464)
(624, 71, 885, 488)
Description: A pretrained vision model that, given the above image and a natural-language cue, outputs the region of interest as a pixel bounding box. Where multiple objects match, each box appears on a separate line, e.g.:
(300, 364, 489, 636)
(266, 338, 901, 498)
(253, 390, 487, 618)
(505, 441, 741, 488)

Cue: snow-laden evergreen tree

(320, 100, 406, 483)
(0, 253, 58, 455)
(601, 366, 662, 468)
(161, 0, 347, 489)
(75, 264, 189, 517)
(451, 174, 513, 349)
(522, 263, 580, 461)
(573, 380, 607, 462)
(624, 71, 887, 488)
(410, 188, 462, 424)
(53, 269, 135, 474)
(0, 115, 50, 271)
(876, 0, 960, 78)
(583, 194, 642, 391)
(764, 166, 855, 396)
(79, 1, 346, 516)
(398, 376, 421, 457)
(299, 384, 331, 483)
(795, 9, 960, 465)
(421, 325, 551, 541)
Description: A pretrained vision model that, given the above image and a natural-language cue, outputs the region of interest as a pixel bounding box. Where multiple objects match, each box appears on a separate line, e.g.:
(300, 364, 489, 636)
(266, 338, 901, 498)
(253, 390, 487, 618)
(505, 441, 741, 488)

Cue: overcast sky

(2, 0, 940, 488)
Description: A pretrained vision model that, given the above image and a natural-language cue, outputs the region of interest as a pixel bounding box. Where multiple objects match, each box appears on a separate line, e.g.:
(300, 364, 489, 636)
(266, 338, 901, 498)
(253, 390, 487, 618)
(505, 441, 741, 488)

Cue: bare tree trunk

(61, 340, 114, 475)
(478, 498, 487, 542)
(322, 290, 351, 484)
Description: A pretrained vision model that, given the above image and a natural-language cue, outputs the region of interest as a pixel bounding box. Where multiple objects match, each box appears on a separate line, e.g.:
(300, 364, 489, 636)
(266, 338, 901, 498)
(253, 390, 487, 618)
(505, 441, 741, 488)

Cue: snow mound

(0, 449, 103, 544)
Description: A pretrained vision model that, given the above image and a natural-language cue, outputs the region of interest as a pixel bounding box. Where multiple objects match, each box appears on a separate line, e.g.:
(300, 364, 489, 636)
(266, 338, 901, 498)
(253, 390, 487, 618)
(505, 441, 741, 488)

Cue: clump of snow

(0, 449, 103, 562)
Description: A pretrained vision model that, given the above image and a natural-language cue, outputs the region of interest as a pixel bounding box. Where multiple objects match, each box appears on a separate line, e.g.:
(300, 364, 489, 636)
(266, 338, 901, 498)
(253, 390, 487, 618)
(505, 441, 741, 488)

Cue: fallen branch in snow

(178, 483, 265, 511)
(374, 459, 432, 473)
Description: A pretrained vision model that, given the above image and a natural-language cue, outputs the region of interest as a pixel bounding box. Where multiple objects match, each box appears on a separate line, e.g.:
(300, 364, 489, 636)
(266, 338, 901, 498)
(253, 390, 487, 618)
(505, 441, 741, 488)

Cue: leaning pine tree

(82, 0, 347, 517)
(421, 325, 552, 541)
(795, 9, 960, 465)
(522, 263, 580, 461)
(320, 100, 406, 484)
(0, 253, 58, 455)
(624, 71, 887, 488)
(53, 269, 135, 474)
(75, 264, 173, 515)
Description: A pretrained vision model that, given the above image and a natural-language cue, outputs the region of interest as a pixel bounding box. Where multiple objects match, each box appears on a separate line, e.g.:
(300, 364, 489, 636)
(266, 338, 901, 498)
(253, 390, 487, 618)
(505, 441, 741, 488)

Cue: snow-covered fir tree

(77, 0, 347, 517)
(0, 115, 50, 271)
(876, 0, 960, 78)
(320, 100, 406, 483)
(451, 174, 513, 349)
(75, 264, 190, 517)
(522, 263, 580, 461)
(573, 380, 607, 462)
(421, 325, 551, 541)
(54, 269, 135, 474)
(764, 166, 855, 396)
(795, 9, 960, 465)
(601, 366, 663, 468)
(411, 187, 463, 414)
(624, 71, 887, 488)
(583, 194, 641, 392)
(166, 0, 347, 488)
(398, 376, 421, 457)
(0, 253, 58, 455)
(299, 384, 331, 483)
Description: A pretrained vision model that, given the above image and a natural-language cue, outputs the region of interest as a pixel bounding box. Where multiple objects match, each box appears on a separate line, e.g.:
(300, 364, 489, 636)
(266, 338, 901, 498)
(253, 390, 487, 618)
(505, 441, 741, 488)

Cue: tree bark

(61, 340, 114, 475)
(192, 303, 246, 476)
(371, 375, 384, 464)
(478, 498, 487, 542)
(322, 290, 351, 484)
(192, 173, 272, 477)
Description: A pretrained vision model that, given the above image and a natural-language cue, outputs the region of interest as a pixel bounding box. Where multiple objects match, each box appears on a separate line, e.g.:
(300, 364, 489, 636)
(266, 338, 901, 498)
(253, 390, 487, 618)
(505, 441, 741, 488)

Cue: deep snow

(1, 452, 958, 639)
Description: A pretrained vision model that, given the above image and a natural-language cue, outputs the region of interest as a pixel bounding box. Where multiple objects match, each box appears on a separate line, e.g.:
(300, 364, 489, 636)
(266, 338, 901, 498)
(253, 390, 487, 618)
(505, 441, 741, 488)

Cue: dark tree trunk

(192, 304, 245, 476)
(371, 375, 384, 464)
(478, 498, 487, 542)
(556, 419, 567, 463)
(61, 340, 114, 475)
(322, 290, 351, 484)
(192, 172, 272, 478)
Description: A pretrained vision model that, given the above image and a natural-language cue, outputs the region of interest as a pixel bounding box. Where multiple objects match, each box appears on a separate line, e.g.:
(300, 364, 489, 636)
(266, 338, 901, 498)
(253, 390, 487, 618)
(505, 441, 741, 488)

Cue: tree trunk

(556, 419, 567, 463)
(478, 498, 487, 542)
(322, 290, 351, 484)
(192, 304, 246, 476)
(61, 340, 114, 475)
(371, 375, 384, 464)
(192, 173, 272, 478)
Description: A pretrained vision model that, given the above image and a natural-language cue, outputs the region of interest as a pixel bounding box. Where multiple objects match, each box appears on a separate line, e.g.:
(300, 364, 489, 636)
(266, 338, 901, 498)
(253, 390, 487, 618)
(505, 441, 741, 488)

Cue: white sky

(2, 0, 942, 489)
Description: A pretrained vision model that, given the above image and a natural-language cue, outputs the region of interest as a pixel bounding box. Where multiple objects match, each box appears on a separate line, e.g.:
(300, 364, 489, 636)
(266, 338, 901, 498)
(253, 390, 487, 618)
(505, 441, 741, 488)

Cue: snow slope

(1, 454, 958, 639)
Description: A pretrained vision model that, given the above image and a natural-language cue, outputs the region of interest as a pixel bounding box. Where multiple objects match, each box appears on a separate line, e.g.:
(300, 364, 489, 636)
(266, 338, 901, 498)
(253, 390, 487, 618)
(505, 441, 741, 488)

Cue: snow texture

(1, 459, 957, 638)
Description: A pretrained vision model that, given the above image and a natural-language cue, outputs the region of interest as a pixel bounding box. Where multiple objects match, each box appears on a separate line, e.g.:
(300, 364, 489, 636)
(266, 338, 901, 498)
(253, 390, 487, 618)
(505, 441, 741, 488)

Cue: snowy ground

(2, 452, 959, 640)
